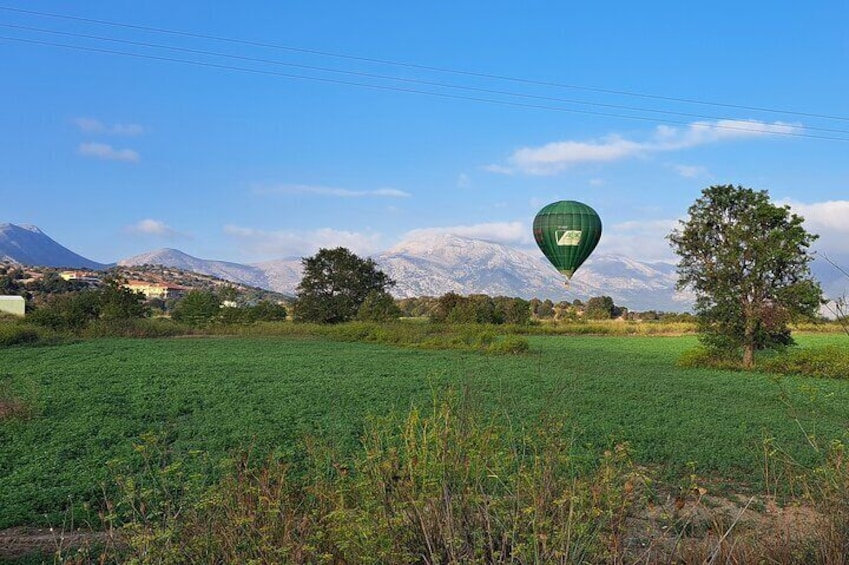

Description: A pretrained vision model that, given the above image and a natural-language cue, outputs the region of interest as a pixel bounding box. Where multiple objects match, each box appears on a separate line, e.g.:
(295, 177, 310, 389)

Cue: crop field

(2, 333, 849, 530)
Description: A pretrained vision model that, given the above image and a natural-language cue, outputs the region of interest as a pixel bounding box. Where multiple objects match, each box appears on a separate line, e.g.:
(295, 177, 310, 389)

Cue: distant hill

(373, 234, 694, 312)
(24, 222, 849, 313)
(0, 223, 107, 269)
(117, 234, 694, 311)
(116, 263, 291, 303)
(118, 248, 272, 289)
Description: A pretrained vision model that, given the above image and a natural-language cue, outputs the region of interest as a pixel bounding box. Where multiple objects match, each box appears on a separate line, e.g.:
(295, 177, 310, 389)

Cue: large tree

(295, 247, 395, 324)
(668, 184, 823, 368)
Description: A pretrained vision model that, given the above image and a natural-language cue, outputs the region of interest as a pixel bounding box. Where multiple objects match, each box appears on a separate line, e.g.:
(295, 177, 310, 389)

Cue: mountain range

(1, 222, 695, 311)
(116, 236, 694, 311)
(4, 221, 845, 314)
(0, 223, 107, 270)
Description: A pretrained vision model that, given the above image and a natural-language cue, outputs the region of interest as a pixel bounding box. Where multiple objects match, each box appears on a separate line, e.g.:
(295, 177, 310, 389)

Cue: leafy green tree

(446, 294, 499, 324)
(295, 247, 395, 324)
(248, 301, 288, 322)
(172, 290, 222, 326)
(28, 290, 101, 330)
(396, 296, 438, 318)
(356, 290, 401, 322)
(0, 271, 22, 295)
(668, 184, 823, 368)
(584, 296, 615, 320)
(431, 292, 464, 323)
(100, 276, 149, 320)
(495, 297, 531, 325)
(538, 299, 555, 319)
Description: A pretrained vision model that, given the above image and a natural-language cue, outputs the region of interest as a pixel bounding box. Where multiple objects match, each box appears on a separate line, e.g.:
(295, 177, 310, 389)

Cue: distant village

(0, 262, 290, 318)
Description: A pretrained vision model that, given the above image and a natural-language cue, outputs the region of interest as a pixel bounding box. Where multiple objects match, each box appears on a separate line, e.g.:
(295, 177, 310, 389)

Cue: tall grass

(85, 389, 849, 564)
(207, 320, 531, 354)
(106, 389, 643, 564)
(0, 320, 62, 347)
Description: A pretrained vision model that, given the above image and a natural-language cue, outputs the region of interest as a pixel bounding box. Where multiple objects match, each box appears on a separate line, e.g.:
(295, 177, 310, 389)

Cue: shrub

(759, 346, 849, 379)
(676, 346, 744, 371)
(487, 334, 530, 354)
(0, 321, 59, 347)
(356, 290, 401, 322)
(0, 323, 41, 346)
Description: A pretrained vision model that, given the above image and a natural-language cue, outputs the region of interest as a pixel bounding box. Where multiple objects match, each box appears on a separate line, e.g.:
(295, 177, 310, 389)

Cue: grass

(1, 332, 848, 532)
(104, 390, 641, 564)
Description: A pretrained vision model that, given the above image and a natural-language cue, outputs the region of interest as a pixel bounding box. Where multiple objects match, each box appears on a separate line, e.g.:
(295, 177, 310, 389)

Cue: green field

(2, 333, 849, 529)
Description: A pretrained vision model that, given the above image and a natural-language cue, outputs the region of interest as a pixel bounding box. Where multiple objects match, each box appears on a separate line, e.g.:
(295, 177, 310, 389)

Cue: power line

(1, 4, 847, 124)
(4, 34, 847, 143)
(6, 22, 849, 137)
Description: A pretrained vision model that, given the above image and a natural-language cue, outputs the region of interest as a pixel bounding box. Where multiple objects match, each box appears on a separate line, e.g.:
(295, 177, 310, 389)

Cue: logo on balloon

(555, 230, 583, 246)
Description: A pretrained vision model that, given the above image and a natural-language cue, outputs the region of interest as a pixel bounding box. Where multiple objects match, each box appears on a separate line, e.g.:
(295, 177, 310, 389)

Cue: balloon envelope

(533, 200, 602, 278)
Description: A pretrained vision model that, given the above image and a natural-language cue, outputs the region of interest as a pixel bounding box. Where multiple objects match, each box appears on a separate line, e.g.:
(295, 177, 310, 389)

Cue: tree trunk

(742, 316, 756, 369)
(742, 342, 755, 369)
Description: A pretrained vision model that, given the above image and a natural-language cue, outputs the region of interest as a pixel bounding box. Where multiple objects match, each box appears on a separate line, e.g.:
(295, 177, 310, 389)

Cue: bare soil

(0, 527, 114, 562)
(0, 494, 824, 563)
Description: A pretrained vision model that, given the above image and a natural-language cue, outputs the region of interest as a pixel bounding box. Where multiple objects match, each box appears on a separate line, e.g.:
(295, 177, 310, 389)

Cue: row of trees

(172, 290, 287, 325)
(396, 295, 642, 322)
(6, 183, 831, 370)
(27, 277, 148, 330)
(291, 248, 648, 325)
(293, 184, 829, 370)
(16, 276, 289, 330)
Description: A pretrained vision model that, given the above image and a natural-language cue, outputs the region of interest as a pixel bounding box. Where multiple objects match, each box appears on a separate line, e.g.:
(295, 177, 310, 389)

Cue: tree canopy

(172, 289, 222, 326)
(668, 184, 823, 368)
(295, 247, 395, 324)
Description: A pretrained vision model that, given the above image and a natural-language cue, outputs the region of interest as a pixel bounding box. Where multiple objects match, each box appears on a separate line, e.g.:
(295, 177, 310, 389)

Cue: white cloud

(784, 200, 849, 234)
(597, 218, 680, 262)
(125, 219, 179, 238)
(73, 117, 145, 136)
(403, 221, 532, 246)
(480, 164, 515, 175)
(654, 120, 801, 149)
(256, 184, 410, 198)
(489, 119, 802, 175)
(224, 225, 384, 258)
(674, 164, 709, 178)
(509, 136, 644, 174)
(781, 199, 849, 264)
(78, 142, 140, 163)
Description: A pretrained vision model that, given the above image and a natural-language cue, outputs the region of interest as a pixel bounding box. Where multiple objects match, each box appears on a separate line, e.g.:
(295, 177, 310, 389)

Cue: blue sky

(2, 1, 847, 268)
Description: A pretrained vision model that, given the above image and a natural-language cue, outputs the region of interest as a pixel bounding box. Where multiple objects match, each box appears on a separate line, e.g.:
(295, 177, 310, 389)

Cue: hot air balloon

(533, 200, 602, 282)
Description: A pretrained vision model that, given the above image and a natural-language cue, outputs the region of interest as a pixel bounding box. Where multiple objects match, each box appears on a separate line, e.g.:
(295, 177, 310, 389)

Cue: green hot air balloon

(533, 200, 602, 281)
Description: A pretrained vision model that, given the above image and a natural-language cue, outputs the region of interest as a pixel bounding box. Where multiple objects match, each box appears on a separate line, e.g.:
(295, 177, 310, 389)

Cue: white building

(0, 295, 26, 317)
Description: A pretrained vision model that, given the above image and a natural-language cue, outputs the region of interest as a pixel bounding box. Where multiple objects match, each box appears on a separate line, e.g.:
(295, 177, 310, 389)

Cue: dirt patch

(0, 527, 115, 561)
(624, 491, 822, 562)
(0, 495, 825, 563)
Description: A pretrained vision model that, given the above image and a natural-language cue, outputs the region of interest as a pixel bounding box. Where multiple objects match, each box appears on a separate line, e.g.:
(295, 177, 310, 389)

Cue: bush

(759, 346, 849, 379)
(356, 290, 401, 322)
(676, 346, 744, 371)
(0, 323, 40, 346)
(487, 335, 530, 354)
(0, 321, 59, 347)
